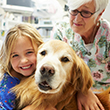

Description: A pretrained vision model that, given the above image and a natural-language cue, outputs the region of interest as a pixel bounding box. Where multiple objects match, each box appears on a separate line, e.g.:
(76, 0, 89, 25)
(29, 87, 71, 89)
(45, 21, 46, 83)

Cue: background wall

(102, 1, 110, 22)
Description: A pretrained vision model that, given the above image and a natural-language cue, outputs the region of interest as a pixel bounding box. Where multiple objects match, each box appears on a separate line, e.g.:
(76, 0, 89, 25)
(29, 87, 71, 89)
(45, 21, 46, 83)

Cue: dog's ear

(71, 56, 94, 93)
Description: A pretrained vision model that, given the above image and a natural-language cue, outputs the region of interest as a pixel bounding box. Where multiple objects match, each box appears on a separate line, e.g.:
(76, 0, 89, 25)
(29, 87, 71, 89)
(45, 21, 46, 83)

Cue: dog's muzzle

(38, 64, 55, 91)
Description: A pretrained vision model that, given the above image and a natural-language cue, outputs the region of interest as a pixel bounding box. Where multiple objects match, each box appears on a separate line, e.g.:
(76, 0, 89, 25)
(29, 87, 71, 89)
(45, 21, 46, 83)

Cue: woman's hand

(77, 89, 105, 110)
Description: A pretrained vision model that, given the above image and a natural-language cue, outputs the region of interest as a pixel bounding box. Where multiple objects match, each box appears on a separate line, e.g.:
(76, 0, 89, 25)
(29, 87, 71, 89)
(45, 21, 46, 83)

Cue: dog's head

(35, 40, 93, 94)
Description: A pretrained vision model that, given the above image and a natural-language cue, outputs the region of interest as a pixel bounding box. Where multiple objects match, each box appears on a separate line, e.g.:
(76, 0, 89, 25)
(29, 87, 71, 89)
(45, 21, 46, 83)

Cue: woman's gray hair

(67, 0, 109, 19)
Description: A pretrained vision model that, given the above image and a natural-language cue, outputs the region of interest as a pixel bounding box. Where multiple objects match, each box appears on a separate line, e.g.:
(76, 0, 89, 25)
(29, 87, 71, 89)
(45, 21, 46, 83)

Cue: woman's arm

(77, 89, 104, 110)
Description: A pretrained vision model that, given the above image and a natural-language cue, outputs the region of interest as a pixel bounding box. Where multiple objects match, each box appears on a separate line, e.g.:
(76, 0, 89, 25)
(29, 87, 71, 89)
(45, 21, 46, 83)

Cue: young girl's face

(10, 36, 37, 77)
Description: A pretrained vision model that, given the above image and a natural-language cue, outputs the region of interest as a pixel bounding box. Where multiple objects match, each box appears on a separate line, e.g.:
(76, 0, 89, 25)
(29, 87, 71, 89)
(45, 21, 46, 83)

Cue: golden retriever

(12, 40, 110, 110)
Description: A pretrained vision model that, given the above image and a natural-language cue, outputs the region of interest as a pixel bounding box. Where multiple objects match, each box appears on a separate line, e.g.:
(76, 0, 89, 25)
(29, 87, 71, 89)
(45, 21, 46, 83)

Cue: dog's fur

(12, 40, 110, 110)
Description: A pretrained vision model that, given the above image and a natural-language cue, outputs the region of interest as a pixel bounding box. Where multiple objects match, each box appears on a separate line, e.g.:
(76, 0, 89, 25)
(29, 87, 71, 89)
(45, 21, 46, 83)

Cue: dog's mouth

(38, 81, 52, 91)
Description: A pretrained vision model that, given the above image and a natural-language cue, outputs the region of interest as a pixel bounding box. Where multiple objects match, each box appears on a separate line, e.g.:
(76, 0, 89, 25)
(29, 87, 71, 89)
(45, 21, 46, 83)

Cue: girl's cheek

(33, 55, 37, 64)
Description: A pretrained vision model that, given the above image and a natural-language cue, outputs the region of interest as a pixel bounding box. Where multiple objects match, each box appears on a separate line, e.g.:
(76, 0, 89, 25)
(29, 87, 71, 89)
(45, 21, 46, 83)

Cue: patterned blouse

(53, 19, 110, 92)
(0, 73, 20, 110)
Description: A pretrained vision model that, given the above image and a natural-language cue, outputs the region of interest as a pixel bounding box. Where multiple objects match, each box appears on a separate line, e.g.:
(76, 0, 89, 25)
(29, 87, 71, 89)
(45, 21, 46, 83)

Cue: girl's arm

(22, 105, 57, 110)
(77, 89, 104, 110)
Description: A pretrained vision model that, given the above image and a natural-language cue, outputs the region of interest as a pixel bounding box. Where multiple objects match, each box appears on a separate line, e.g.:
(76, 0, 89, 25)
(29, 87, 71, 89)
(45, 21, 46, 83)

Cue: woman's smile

(73, 22, 83, 26)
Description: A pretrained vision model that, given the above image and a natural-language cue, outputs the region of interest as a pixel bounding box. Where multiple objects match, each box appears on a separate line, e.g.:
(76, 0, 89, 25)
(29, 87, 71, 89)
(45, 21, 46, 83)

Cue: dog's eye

(61, 57, 69, 62)
(40, 50, 46, 56)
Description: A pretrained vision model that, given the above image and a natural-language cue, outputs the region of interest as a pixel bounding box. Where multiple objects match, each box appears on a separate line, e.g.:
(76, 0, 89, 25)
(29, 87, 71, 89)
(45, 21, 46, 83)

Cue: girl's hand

(77, 89, 105, 110)
(22, 106, 32, 110)
(22, 105, 57, 110)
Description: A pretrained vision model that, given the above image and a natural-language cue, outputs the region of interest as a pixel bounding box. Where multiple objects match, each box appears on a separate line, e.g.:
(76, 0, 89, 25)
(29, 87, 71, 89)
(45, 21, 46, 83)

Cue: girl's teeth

(22, 65, 31, 69)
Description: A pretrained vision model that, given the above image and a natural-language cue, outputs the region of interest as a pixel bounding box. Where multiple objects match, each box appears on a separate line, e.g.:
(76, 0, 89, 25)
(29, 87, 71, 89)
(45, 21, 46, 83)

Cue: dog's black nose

(40, 64, 55, 76)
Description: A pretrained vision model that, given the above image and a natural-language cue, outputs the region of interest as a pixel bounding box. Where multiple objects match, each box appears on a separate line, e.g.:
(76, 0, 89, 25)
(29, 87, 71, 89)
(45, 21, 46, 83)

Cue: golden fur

(12, 40, 110, 110)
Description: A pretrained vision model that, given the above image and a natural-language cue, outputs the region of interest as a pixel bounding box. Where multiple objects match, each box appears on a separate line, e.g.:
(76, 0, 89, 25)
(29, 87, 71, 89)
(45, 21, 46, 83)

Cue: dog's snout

(40, 64, 55, 76)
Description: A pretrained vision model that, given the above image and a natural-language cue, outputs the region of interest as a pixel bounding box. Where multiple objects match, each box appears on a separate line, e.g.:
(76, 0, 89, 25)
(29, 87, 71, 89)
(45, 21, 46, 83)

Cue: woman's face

(10, 36, 37, 77)
(69, 0, 97, 35)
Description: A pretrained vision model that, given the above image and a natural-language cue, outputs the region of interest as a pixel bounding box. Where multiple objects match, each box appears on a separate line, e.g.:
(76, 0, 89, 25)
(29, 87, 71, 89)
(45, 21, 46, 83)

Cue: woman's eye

(72, 10, 78, 13)
(83, 11, 90, 14)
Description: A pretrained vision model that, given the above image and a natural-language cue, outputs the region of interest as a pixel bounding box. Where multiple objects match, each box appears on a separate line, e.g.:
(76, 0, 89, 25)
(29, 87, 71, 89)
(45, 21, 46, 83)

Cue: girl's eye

(26, 51, 34, 54)
(12, 54, 19, 58)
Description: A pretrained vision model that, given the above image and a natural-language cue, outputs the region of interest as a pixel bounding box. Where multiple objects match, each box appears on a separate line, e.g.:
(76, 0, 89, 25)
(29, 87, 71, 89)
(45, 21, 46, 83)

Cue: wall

(102, 1, 110, 22)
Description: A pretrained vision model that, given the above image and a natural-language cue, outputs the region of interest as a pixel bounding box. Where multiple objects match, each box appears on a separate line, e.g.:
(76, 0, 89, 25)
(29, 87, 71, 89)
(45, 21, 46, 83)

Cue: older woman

(53, 0, 110, 109)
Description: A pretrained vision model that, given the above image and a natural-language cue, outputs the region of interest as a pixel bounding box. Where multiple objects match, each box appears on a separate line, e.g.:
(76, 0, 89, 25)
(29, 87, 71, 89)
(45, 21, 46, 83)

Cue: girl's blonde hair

(0, 23, 43, 76)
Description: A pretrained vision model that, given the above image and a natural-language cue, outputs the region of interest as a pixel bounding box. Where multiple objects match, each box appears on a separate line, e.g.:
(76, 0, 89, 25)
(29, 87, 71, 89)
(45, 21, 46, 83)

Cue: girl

(0, 23, 43, 110)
